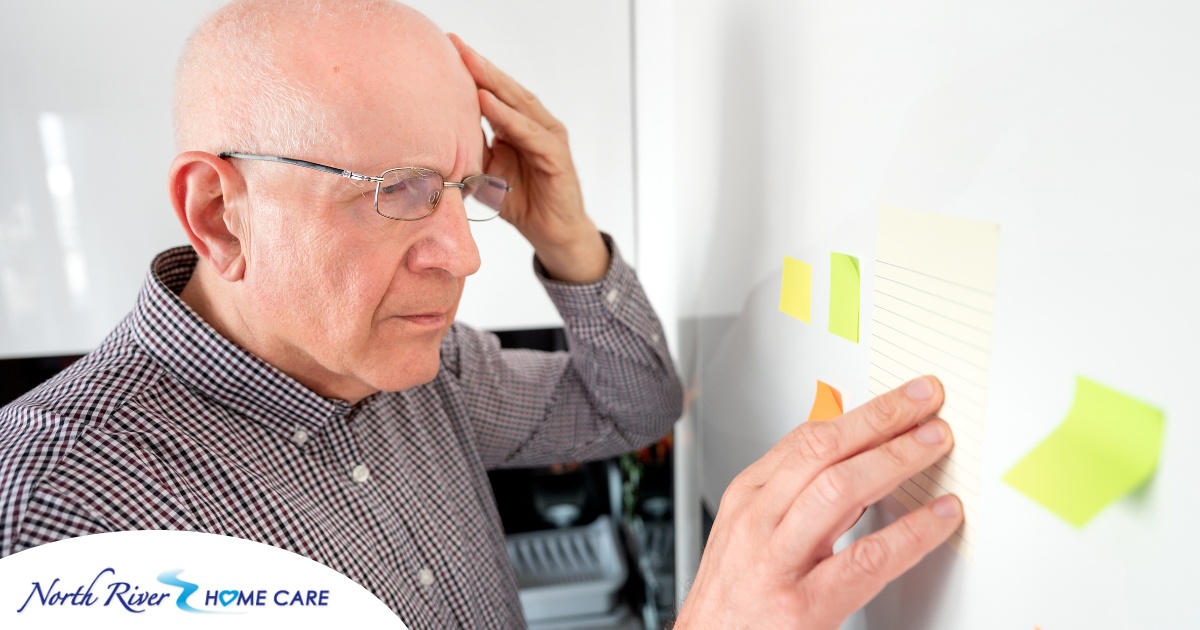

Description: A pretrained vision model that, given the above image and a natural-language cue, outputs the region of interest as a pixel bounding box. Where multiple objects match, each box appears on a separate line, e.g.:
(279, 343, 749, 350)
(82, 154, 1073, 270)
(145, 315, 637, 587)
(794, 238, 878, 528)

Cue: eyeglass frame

(217, 152, 511, 222)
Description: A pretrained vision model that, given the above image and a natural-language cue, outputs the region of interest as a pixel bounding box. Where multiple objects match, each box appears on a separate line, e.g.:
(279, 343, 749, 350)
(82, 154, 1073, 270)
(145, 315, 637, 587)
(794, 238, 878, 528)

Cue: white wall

(0, 1, 224, 358)
(0, 1, 637, 358)
(667, 0, 1200, 627)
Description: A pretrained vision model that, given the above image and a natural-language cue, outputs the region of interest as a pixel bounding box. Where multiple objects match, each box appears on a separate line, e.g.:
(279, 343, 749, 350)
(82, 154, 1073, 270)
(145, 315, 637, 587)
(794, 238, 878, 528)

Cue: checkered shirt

(0, 237, 682, 628)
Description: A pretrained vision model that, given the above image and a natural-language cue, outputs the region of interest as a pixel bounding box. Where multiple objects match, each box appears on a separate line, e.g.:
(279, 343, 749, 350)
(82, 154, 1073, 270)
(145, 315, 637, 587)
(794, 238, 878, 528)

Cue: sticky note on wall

(829, 253, 860, 342)
(1002, 376, 1165, 527)
(779, 256, 812, 323)
(807, 381, 843, 422)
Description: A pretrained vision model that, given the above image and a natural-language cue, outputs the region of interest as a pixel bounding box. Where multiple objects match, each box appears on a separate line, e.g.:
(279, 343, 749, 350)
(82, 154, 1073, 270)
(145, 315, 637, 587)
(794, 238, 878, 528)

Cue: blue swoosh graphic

(157, 569, 216, 614)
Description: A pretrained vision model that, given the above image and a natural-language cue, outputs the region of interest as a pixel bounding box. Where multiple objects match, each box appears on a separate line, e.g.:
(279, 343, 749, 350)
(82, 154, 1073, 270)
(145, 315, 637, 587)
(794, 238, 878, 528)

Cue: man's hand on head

(450, 34, 609, 284)
(674, 376, 963, 629)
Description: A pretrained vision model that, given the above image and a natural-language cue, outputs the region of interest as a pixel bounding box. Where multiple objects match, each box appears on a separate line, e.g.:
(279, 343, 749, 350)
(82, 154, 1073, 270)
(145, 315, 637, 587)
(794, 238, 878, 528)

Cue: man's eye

(381, 180, 409, 195)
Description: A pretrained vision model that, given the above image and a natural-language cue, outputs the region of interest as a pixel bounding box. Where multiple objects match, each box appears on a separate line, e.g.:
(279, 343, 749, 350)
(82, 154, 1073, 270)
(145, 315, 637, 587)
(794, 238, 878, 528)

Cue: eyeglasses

(218, 152, 510, 222)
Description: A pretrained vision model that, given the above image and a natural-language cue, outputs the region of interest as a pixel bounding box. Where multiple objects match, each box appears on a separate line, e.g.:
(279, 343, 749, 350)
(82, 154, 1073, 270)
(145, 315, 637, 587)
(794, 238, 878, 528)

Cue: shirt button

(651, 333, 660, 343)
(418, 568, 434, 587)
(351, 464, 370, 484)
(605, 288, 619, 305)
(291, 429, 309, 446)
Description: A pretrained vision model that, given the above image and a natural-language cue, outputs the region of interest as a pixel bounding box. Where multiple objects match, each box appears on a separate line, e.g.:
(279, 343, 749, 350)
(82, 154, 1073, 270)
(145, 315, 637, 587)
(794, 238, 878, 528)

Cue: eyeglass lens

(377, 168, 506, 222)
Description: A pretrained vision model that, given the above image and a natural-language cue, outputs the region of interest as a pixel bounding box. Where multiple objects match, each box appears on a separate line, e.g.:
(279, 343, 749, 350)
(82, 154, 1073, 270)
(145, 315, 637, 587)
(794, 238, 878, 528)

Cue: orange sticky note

(808, 381, 844, 422)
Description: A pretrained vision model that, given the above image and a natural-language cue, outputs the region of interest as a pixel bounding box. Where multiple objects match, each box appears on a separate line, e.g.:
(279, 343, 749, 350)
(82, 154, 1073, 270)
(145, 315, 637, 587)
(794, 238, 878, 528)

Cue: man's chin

(356, 329, 448, 392)
(373, 373, 438, 393)
(362, 356, 442, 393)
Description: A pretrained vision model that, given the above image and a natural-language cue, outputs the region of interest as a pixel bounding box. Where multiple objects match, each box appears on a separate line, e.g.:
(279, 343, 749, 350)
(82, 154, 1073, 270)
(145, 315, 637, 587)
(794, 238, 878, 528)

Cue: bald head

(174, 0, 476, 162)
(169, 0, 487, 402)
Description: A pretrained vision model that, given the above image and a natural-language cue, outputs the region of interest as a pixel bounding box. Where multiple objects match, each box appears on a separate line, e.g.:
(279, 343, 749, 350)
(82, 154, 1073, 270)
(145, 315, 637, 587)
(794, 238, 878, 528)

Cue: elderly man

(1, 0, 963, 628)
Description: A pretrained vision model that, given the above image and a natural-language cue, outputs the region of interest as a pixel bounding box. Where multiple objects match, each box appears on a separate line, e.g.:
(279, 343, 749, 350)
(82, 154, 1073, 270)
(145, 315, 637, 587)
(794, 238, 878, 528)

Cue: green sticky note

(1002, 376, 1165, 528)
(828, 253, 860, 342)
(779, 256, 812, 323)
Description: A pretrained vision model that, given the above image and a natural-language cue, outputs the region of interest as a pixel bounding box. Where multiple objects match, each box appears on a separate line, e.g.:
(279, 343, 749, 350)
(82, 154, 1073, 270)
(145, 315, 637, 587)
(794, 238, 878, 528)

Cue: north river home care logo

(0, 530, 405, 628)
(17, 566, 331, 614)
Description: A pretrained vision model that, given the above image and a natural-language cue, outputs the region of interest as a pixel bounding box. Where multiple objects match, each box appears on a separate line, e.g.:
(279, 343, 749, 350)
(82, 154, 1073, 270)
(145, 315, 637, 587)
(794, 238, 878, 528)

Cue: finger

(484, 141, 520, 189)
(454, 36, 562, 133)
(735, 376, 944, 491)
(449, 33, 563, 133)
(480, 128, 492, 169)
(770, 418, 953, 561)
(479, 90, 566, 173)
(833, 507, 870, 543)
(799, 495, 962, 627)
(803, 505, 871, 569)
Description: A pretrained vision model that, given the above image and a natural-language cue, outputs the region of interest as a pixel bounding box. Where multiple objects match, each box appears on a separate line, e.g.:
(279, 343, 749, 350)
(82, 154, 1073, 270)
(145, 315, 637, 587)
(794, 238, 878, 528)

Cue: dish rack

(505, 515, 628, 624)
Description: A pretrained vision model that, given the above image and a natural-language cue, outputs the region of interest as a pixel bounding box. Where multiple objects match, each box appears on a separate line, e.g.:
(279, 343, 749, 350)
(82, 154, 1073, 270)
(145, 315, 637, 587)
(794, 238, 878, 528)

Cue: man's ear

(168, 151, 248, 282)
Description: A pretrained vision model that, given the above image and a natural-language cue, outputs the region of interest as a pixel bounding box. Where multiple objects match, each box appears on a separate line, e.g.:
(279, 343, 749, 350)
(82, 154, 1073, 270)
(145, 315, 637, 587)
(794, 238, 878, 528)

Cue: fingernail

(932, 495, 961, 519)
(915, 421, 946, 445)
(905, 377, 933, 400)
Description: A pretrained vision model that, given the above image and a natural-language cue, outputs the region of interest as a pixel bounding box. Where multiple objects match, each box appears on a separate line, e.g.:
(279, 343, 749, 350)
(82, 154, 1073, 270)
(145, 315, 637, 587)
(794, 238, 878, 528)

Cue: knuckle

(520, 87, 541, 107)
(727, 506, 761, 540)
(847, 535, 891, 578)
(795, 422, 841, 462)
(790, 585, 825, 626)
(715, 496, 761, 542)
(893, 511, 927, 548)
(767, 587, 812, 622)
(811, 468, 851, 508)
(719, 483, 743, 508)
(862, 390, 907, 434)
(518, 114, 540, 135)
(877, 437, 915, 472)
(718, 483, 740, 509)
(719, 475, 752, 509)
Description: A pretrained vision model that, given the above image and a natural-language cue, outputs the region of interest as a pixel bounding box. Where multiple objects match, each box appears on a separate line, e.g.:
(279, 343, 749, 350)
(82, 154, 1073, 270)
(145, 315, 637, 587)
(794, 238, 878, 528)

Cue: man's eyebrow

(361, 159, 456, 175)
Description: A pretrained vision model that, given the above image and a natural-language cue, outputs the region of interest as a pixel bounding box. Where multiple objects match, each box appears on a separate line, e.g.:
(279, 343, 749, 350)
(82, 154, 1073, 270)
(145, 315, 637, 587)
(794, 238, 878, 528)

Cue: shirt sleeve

(0, 405, 113, 558)
(440, 234, 683, 469)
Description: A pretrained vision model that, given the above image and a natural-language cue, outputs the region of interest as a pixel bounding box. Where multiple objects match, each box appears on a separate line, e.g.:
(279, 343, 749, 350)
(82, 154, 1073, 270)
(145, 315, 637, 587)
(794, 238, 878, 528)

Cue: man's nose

(405, 189, 482, 277)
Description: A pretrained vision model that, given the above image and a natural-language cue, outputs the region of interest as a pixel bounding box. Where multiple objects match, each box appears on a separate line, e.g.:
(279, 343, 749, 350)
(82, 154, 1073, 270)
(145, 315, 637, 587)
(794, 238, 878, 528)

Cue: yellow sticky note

(779, 256, 812, 323)
(807, 381, 843, 422)
(1002, 376, 1164, 527)
(829, 252, 859, 342)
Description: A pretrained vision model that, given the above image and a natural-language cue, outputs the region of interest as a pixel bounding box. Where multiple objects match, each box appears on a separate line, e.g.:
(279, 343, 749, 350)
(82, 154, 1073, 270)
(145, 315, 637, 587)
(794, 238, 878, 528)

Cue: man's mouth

(395, 311, 451, 328)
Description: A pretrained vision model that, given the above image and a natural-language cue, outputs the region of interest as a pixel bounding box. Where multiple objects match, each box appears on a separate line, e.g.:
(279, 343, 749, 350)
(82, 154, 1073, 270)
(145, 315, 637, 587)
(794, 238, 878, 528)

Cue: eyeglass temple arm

(218, 152, 380, 182)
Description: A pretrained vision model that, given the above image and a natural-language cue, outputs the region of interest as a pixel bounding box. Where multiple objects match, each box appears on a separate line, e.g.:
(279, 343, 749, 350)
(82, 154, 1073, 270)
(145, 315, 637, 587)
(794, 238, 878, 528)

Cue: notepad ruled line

(873, 306, 991, 354)
(876, 260, 994, 297)
(874, 275, 994, 316)
(871, 336, 989, 393)
(870, 320, 991, 375)
(870, 347, 988, 407)
(871, 207, 1000, 561)
(874, 290, 994, 335)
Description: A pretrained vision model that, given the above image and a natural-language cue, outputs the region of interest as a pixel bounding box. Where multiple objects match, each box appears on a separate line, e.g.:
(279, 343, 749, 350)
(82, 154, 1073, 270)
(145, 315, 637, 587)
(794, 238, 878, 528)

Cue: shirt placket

(338, 400, 460, 627)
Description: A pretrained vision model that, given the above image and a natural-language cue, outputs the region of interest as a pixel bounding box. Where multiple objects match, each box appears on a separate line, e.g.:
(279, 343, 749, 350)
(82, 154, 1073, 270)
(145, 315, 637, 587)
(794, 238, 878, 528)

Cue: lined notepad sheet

(868, 207, 1000, 560)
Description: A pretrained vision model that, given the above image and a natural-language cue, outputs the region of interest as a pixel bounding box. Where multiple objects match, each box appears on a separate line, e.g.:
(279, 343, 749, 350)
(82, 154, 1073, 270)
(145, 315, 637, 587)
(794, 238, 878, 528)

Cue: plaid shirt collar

(130, 246, 354, 438)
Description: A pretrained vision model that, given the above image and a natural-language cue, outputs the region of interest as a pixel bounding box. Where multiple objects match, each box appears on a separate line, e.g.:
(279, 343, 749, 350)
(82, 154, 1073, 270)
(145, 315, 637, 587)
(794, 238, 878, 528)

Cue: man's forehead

(357, 132, 484, 176)
(273, 4, 467, 84)
(267, 7, 483, 173)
